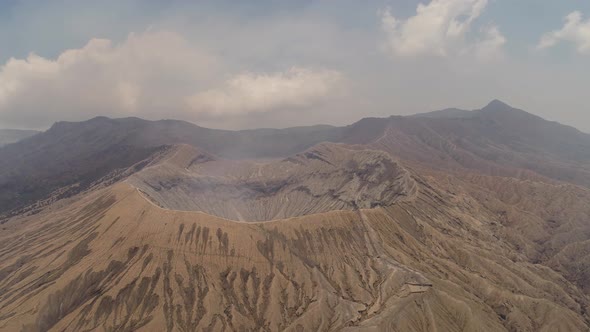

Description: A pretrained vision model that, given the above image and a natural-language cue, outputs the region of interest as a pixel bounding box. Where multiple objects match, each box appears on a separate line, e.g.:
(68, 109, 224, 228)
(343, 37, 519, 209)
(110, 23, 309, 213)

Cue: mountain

(0, 129, 39, 146)
(128, 144, 416, 221)
(0, 116, 390, 215)
(5, 99, 587, 216)
(375, 100, 590, 187)
(1, 101, 590, 331)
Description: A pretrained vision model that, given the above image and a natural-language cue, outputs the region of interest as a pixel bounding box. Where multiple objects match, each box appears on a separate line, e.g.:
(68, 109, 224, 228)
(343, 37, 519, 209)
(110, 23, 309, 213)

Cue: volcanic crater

(127, 143, 417, 221)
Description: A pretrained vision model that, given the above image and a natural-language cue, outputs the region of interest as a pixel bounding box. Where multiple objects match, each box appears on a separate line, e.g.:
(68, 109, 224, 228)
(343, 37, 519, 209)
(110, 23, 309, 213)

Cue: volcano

(1, 101, 590, 331)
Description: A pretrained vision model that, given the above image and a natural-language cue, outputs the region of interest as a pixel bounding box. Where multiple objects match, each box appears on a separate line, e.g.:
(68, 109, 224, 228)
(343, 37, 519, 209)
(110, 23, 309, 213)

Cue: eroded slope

(0, 172, 589, 331)
(0, 183, 433, 331)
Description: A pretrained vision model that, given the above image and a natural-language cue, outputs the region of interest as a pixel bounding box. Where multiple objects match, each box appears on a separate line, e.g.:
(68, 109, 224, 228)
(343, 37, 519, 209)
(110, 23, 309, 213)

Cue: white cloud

(0, 31, 344, 128)
(185, 67, 343, 115)
(470, 25, 506, 61)
(380, 0, 504, 59)
(538, 11, 590, 54)
(0, 31, 220, 127)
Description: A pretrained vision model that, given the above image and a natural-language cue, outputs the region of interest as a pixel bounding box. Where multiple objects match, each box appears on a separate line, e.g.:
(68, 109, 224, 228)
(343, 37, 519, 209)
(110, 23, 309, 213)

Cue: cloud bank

(380, 0, 505, 60)
(0, 31, 343, 128)
(186, 67, 343, 115)
(538, 11, 590, 54)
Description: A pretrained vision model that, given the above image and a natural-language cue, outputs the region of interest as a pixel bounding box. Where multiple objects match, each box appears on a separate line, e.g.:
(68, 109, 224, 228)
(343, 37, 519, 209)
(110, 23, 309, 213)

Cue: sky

(0, 0, 589, 132)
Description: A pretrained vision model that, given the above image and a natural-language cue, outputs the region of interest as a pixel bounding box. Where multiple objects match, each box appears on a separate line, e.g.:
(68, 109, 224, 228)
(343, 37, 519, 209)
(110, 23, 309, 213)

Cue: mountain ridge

(2, 100, 589, 216)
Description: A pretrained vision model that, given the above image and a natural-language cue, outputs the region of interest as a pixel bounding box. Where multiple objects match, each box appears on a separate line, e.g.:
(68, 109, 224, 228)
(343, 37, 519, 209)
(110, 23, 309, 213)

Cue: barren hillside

(1, 156, 588, 331)
(1, 101, 589, 331)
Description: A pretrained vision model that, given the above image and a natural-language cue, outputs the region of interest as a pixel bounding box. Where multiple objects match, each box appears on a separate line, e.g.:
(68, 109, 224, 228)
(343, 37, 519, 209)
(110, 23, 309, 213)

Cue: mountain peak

(482, 99, 513, 112)
(479, 99, 547, 122)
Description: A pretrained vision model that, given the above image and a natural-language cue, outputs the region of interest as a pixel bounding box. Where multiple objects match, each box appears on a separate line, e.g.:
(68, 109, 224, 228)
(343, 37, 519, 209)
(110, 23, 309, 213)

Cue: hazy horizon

(2, 99, 589, 136)
(1, 1, 589, 132)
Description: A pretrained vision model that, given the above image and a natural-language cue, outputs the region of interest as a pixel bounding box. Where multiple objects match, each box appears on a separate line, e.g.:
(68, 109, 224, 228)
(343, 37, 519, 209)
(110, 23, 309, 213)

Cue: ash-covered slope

(0, 165, 588, 331)
(1, 163, 589, 331)
(0, 183, 430, 331)
(456, 173, 590, 294)
(128, 144, 416, 221)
